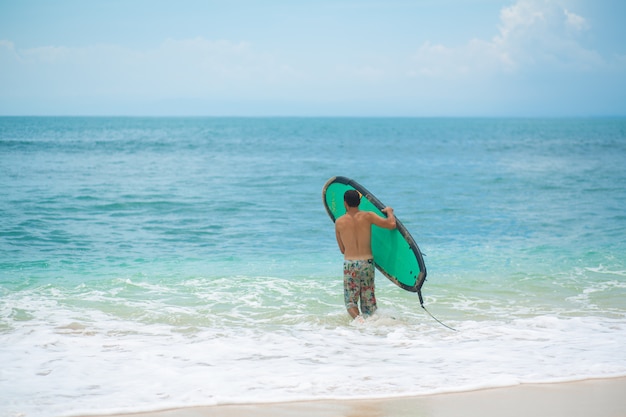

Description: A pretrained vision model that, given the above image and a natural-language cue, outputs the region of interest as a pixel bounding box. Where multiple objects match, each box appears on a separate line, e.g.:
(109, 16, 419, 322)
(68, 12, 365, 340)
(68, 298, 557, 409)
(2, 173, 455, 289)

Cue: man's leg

(344, 261, 362, 319)
(360, 260, 377, 316)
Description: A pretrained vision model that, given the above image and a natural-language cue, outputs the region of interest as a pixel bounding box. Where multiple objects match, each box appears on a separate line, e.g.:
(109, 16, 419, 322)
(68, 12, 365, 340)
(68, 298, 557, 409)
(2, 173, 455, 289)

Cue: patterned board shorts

(343, 259, 377, 316)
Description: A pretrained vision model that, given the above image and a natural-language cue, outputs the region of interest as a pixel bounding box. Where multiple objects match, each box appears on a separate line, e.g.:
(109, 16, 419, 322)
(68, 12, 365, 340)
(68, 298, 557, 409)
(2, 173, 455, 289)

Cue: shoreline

(76, 376, 626, 417)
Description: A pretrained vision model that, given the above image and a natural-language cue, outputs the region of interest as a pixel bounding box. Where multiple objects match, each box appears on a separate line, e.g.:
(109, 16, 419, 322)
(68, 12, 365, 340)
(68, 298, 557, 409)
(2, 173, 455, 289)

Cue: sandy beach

(78, 377, 626, 417)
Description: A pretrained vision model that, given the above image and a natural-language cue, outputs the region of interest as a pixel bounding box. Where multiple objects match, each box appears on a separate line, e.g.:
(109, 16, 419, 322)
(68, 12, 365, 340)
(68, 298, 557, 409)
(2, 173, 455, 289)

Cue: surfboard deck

(322, 176, 427, 297)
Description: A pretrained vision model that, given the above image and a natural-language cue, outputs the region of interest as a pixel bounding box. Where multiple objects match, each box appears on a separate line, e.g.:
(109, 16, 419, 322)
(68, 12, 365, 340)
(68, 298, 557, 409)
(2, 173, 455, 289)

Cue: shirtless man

(335, 189, 396, 323)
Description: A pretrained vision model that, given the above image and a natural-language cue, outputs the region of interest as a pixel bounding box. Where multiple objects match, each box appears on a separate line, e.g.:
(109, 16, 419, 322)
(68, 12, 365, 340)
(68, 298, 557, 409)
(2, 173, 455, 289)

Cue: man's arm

(335, 224, 346, 254)
(370, 207, 396, 230)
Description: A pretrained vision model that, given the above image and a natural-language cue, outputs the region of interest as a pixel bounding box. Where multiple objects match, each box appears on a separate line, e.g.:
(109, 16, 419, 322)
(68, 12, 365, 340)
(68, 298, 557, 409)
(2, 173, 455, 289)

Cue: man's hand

(381, 207, 394, 217)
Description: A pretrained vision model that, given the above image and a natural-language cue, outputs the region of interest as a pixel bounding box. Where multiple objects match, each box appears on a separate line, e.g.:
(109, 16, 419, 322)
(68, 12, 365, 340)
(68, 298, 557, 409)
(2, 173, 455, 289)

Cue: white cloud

(564, 9, 589, 31)
(0, 40, 15, 50)
(22, 45, 72, 63)
(409, 38, 507, 80)
(498, 0, 546, 39)
(0, 1, 607, 93)
(0, 40, 19, 64)
(410, 0, 604, 78)
(0, 37, 307, 101)
(0, 0, 623, 115)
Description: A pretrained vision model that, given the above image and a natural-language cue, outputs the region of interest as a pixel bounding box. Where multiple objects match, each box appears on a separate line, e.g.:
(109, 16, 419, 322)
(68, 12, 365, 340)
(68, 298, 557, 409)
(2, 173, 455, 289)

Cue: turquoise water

(1, 117, 625, 417)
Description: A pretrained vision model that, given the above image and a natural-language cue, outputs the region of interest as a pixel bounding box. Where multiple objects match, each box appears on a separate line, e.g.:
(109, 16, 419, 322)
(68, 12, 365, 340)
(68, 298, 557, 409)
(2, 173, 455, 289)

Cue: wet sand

(78, 377, 626, 417)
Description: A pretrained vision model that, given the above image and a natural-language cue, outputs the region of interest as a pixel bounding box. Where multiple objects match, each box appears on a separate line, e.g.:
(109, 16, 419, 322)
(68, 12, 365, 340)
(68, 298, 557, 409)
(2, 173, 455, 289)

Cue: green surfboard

(323, 176, 427, 303)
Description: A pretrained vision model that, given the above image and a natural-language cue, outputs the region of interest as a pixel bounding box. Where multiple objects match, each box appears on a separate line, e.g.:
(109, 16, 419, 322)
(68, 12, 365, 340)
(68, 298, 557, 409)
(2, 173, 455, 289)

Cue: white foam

(2, 276, 625, 417)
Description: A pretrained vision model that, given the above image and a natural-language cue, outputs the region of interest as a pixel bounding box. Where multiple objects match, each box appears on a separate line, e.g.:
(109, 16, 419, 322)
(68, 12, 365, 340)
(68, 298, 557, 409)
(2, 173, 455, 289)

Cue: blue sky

(1, 0, 625, 116)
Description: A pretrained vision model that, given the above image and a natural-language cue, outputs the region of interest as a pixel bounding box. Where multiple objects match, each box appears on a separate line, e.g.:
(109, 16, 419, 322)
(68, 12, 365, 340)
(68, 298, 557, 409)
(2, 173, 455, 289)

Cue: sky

(0, 0, 625, 116)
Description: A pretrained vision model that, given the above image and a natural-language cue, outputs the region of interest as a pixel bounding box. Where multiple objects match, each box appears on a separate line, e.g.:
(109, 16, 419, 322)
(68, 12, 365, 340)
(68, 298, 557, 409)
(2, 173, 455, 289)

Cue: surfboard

(322, 176, 427, 304)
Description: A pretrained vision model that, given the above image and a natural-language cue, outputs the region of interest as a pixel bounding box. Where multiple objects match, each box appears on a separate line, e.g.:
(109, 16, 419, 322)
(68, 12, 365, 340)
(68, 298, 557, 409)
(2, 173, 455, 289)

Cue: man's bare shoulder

(335, 214, 350, 227)
(356, 211, 378, 222)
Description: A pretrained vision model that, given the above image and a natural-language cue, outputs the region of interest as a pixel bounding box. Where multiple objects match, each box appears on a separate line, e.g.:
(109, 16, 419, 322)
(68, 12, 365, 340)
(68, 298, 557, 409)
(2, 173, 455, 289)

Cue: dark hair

(344, 189, 361, 207)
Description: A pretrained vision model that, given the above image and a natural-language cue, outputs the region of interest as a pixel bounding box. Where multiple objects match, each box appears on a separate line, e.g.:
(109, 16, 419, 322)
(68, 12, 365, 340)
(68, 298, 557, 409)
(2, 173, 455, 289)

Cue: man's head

(344, 190, 361, 208)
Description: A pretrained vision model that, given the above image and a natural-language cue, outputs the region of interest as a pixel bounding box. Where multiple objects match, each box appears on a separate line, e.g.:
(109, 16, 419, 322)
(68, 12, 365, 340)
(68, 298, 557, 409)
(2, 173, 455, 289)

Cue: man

(335, 189, 396, 324)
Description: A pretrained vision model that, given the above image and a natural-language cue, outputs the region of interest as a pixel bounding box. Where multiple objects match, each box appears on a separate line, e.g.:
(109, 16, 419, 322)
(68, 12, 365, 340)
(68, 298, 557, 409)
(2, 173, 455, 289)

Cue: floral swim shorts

(343, 259, 377, 316)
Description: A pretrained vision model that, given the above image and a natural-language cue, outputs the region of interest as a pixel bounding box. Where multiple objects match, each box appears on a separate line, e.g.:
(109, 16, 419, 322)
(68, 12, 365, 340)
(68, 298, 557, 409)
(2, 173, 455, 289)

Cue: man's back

(335, 211, 375, 260)
(335, 207, 396, 260)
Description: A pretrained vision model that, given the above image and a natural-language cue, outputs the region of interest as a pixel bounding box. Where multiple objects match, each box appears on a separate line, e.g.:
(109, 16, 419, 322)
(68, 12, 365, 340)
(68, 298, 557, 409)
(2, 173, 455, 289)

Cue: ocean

(1, 117, 625, 417)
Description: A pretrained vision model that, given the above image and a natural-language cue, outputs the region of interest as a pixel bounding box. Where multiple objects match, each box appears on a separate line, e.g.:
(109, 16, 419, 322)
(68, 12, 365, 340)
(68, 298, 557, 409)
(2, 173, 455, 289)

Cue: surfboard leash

(418, 290, 457, 332)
